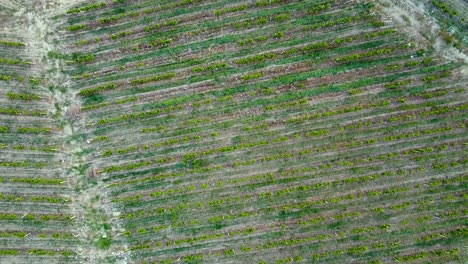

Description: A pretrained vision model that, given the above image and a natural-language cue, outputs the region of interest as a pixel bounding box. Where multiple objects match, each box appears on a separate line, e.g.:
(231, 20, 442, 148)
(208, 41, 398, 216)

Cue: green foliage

(164, 20, 178, 27)
(0, 57, 29, 65)
(395, 252, 429, 262)
(67, 24, 86, 31)
(0, 213, 18, 220)
(335, 47, 397, 63)
(110, 30, 133, 40)
(7, 92, 40, 101)
(238, 38, 254, 45)
(385, 79, 412, 89)
(273, 31, 284, 38)
(0, 40, 25, 47)
(17, 127, 51, 134)
(145, 23, 160, 32)
(214, 4, 248, 16)
(99, 13, 126, 24)
(71, 52, 95, 63)
(10, 177, 63, 185)
(75, 39, 88, 46)
(96, 237, 112, 250)
(241, 71, 263, 81)
(422, 71, 450, 82)
(347, 245, 368, 255)
(67, 2, 107, 14)
(192, 62, 227, 73)
(306, 2, 333, 14)
(0, 249, 18, 255)
(130, 72, 176, 85)
(384, 64, 402, 71)
(256, 0, 287, 6)
(274, 13, 291, 22)
(79, 83, 117, 96)
(29, 77, 41, 85)
(0, 108, 43, 116)
(48, 51, 68, 59)
(432, 0, 458, 16)
(149, 37, 173, 47)
(235, 53, 276, 64)
(255, 17, 268, 26)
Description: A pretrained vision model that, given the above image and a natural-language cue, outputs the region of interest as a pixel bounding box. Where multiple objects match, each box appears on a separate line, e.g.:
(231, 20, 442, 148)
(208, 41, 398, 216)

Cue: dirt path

(375, 0, 467, 65)
(1, 1, 129, 263)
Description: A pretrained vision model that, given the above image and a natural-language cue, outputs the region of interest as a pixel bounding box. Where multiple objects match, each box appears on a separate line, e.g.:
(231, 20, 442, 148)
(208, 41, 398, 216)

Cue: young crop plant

(99, 13, 126, 24)
(0, 57, 30, 65)
(71, 52, 95, 64)
(385, 79, 412, 89)
(273, 31, 284, 38)
(306, 1, 334, 14)
(241, 71, 263, 82)
(214, 4, 249, 16)
(431, 0, 458, 16)
(110, 30, 134, 40)
(148, 37, 173, 48)
(256, 0, 288, 7)
(145, 23, 160, 32)
(67, 2, 107, 14)
(274, 13, 291, 22)
(130, 72, 176, 85)
(235, 53, 277, 65)
(7, 92, 40, 100)
(0, 40, 25, 47)
(66, 24, 86, 31)
(192, 62, 227, 73)
(0, 75, 11, 81)
(79, 83, 117, 96)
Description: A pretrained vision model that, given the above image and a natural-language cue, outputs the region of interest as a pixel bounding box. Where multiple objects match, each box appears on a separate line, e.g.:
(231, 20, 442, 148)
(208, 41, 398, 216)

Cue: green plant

(241, 71, 263, 81)
(67, 2, 107, 14)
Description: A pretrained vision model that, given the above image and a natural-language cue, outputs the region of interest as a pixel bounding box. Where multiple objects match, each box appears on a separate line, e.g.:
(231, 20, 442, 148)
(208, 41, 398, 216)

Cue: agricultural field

(0, 0, 466, 263)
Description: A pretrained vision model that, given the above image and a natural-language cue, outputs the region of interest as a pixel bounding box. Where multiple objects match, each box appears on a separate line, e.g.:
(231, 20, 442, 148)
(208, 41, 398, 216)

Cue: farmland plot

(0, 0, 466, 263)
